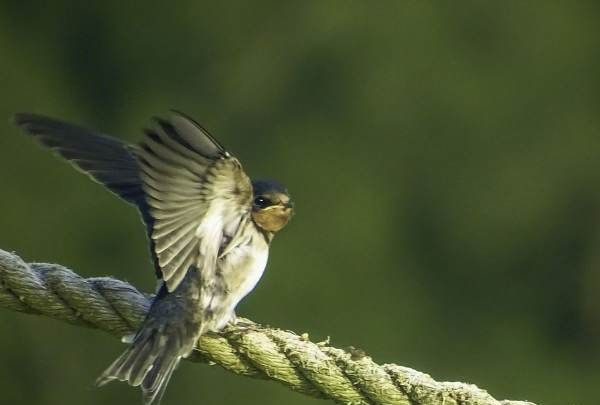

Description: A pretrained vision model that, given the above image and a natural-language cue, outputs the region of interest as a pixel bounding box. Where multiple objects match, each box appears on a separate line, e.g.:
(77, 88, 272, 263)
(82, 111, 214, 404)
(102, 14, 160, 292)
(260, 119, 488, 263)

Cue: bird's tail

(97, 281, 202, 404)
(96, 327, 178, 404)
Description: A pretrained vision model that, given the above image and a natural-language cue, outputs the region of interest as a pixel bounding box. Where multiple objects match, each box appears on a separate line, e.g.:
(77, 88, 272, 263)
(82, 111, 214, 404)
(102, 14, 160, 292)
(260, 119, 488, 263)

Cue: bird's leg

(228, 311, 238, 325)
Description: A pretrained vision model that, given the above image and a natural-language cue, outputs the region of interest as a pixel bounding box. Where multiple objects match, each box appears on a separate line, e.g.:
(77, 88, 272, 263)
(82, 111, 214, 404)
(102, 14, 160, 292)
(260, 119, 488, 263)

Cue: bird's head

(251, 179, 294, 233)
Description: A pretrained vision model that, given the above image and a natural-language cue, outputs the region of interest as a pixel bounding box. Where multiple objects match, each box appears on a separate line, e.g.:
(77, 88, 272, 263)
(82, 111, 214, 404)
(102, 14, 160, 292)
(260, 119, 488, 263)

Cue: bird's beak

(263, 201, 293, 210)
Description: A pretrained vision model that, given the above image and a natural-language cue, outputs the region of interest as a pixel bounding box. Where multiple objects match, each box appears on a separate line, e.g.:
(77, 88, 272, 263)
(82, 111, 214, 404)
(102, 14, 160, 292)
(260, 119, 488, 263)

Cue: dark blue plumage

(13, 113, 163, 278)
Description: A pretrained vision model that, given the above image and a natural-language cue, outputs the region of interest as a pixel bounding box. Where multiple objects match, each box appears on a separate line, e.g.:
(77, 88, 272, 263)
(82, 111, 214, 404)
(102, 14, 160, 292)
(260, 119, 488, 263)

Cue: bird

(13, 111, 294, 404)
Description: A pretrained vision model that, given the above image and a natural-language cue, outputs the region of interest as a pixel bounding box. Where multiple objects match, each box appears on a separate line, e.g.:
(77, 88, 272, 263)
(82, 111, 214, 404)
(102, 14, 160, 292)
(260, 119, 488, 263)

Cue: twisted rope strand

(0, 249, 535, 405)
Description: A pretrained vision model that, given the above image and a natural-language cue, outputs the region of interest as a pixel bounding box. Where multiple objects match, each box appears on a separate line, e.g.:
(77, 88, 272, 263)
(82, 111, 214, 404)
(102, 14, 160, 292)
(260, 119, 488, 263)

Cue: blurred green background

(1, 2, 599, 404)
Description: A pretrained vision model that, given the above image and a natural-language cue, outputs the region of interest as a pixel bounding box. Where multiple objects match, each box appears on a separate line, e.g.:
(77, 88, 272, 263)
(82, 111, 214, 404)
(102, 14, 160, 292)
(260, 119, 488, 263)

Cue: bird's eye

(254, 196, 271, 208)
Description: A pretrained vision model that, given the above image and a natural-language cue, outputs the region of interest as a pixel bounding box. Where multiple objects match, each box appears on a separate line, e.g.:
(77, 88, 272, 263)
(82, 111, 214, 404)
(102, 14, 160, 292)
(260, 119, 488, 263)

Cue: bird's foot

(224, 316, 260, 335)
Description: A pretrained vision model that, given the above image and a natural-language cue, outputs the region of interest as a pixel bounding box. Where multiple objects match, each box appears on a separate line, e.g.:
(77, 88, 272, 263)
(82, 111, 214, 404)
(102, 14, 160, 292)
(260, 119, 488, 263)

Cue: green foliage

(0, 2, 599, 404)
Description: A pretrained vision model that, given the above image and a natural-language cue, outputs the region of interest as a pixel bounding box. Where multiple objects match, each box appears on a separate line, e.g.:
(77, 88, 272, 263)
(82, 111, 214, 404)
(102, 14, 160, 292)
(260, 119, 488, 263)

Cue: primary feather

(13, 113, 145, 207)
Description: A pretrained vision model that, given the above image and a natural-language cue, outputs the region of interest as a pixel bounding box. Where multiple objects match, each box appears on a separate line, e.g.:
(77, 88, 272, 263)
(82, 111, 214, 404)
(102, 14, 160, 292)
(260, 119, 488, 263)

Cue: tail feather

(97, 271, 203, 404)
(142, 347, 180, 405)
(129, 332, 160, 386)
(96, 327, 184, 405)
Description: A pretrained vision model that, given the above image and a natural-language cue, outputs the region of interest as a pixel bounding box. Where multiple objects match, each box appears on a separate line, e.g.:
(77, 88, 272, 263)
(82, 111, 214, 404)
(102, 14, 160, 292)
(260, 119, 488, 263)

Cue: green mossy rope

(0, 249, 535, 405)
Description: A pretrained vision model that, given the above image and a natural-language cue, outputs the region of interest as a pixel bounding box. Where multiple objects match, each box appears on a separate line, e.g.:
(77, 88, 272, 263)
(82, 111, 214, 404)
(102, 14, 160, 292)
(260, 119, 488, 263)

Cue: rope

(0, 248, 535, 405)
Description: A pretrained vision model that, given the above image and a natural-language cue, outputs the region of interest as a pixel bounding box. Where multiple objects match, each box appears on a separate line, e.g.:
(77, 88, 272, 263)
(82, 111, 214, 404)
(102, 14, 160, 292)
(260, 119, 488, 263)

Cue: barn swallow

(14, 111, 293, 404)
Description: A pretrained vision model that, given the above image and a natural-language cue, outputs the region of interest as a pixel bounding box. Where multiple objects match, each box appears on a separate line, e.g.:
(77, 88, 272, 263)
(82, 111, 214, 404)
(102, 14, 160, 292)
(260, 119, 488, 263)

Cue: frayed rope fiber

(0, 249, 535, 405)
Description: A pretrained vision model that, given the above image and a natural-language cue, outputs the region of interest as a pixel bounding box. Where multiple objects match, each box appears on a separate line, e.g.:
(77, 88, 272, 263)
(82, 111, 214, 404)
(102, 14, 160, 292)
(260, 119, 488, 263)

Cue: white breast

(217, 231, 270, 314)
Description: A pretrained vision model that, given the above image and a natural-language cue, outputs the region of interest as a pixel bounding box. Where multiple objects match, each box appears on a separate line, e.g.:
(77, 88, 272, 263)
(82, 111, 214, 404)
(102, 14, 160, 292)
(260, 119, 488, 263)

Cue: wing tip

(12, 112, 37, 131)
(12, 112, 61, 136)
(167, 109, 225, 153)
(167, 108, 188, 119)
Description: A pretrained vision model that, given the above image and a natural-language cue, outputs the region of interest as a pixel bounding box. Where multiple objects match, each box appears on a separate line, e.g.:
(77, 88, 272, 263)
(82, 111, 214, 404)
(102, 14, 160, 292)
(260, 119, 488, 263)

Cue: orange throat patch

(251, 206, 293, 232)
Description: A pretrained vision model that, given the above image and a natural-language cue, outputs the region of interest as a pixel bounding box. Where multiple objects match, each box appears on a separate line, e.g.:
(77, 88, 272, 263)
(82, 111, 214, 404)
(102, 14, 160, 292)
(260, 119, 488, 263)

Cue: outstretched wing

(14, 112, 253, 292)
(13, 113, 145, 207)
(135, 112, 253, 291)
(14, 113, 167, 277)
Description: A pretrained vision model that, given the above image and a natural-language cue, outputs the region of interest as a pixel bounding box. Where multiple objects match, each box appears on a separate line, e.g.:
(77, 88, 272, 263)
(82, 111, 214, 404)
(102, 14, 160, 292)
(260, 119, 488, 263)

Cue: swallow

(14, 111, 293, 404)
